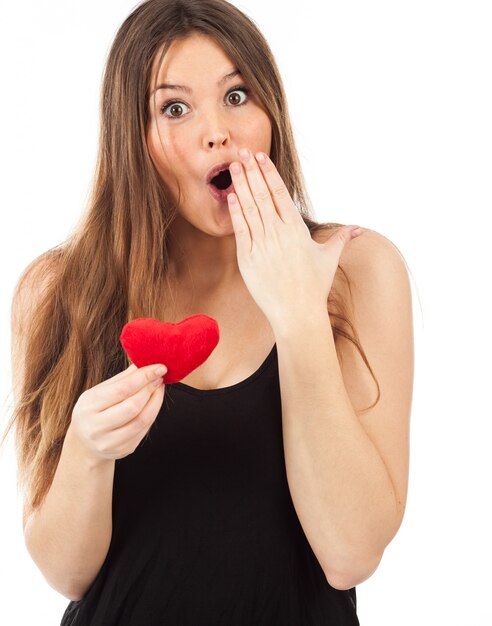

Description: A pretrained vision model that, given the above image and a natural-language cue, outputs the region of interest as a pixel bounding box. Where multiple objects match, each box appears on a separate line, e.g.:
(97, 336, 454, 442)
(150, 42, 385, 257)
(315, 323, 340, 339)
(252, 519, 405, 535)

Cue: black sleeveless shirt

(61, 343, 359, 625)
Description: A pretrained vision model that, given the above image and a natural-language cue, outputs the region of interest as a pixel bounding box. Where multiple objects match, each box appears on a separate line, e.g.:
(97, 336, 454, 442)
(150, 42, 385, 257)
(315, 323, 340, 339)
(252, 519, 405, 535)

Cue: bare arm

(11, 256, 113, 600)
(12, 256, 167, 601)
(23, 429, 115, 601)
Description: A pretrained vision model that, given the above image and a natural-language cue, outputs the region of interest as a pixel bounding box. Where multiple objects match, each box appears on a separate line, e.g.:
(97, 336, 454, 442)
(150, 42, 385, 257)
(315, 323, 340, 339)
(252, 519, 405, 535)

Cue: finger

(227, 192, 251, 256)
(90, 363, 167, 412)
(229, 159, 265, 238)
(327, 225, 363, 260)
(254, 152, 301, 224)
(99, 363, 138, 387)
(101, 375, 165, 432)
(110, 381, 165, 436)
(239, 148, 278, 227)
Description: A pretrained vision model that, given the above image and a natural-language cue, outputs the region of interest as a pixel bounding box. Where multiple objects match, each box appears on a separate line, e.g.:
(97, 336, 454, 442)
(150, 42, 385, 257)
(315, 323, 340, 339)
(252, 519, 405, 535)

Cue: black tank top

(61, 343, 359, 625)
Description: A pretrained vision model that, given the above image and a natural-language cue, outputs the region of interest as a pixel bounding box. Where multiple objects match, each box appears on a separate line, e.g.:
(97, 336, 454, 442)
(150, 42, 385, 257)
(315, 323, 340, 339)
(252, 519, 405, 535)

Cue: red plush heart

(119, 315, 220, 384)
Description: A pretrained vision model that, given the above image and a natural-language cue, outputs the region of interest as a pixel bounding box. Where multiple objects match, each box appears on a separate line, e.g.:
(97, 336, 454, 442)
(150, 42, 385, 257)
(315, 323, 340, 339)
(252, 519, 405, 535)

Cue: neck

(167, 214, 243, 296)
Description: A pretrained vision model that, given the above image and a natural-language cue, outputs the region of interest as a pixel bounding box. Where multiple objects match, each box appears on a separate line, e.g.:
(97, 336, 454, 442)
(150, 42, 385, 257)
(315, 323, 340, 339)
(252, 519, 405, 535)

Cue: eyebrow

(150, 69, 242, 97)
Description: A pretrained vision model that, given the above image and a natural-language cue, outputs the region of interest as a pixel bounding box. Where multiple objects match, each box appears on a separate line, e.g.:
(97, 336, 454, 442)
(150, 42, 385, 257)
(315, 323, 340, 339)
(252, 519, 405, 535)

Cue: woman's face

(146, 33, 272, 234)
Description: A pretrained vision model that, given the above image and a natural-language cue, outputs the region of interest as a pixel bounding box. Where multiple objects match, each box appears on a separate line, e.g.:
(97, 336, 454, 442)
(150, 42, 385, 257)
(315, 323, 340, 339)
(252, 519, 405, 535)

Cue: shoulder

(312, 224, 407, 268)
(11, 250, 62, 395)
(12, 250, 61, 328)
(312, 224, 411, 301)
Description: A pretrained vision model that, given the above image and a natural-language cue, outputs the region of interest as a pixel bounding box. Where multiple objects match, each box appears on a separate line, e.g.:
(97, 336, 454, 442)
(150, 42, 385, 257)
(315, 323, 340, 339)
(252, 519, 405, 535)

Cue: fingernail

(350, 227, 364, 237)
(154, 365, 167, 376)
(239, 148, 250, 161)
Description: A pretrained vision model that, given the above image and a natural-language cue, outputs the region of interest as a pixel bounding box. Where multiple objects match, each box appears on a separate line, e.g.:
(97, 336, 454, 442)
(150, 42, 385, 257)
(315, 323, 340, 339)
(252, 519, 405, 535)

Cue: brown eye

(160, 102, 190, 118)
(169, 104, 184, 117)
(227, 87, 249, 106)
(159, 86, 250, 119)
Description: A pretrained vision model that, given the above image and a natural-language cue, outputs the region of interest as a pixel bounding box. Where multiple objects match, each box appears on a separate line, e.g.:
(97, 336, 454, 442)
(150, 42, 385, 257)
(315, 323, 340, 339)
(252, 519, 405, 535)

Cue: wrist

(271, 308, 330, 340)
(64, 424, 115, 471)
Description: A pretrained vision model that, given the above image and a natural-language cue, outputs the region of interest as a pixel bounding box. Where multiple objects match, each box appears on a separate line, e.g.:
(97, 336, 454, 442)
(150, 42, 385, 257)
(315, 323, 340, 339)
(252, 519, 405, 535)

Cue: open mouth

(207, 168, 235, 201)
(209, 168, 233, 191)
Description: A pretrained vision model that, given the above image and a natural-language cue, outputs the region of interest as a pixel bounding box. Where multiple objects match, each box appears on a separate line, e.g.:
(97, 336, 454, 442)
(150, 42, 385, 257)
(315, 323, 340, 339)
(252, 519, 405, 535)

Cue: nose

(202, 109, 230, 149)
(206, 129, 229, 149)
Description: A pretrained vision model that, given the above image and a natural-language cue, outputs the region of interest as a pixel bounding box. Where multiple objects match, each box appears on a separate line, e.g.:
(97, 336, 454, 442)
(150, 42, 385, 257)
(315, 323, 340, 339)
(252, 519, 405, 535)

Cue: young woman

(5, 0, 413, 624)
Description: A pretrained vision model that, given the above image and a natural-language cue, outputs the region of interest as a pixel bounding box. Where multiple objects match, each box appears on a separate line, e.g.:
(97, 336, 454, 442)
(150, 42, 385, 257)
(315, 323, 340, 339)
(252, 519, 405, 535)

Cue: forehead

(150, 33, 232, 82)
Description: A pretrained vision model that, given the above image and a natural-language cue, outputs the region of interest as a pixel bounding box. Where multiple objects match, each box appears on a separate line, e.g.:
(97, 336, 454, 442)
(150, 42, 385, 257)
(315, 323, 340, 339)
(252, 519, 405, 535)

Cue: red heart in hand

(120, 315, 220, 384)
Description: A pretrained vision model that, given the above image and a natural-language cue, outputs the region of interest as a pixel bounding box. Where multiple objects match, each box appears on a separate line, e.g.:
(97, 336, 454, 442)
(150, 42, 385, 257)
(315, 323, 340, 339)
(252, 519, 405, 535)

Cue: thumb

(347, 225, 364, 239)
(329, 225, 364, 250)
(321, 225, 365, 267)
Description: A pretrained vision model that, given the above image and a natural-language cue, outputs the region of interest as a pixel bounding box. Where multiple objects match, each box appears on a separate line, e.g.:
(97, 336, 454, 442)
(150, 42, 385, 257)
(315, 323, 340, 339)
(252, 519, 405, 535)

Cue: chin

(189, 213, 236, 237)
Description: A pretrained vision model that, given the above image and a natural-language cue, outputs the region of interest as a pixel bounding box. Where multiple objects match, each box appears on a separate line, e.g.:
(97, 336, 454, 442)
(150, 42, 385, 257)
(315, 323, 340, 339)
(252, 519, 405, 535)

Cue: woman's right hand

(69, 363, 167, 462)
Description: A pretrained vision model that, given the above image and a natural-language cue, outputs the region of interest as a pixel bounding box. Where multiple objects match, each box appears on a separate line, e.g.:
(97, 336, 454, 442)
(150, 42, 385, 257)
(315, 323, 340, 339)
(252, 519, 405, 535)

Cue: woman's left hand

(227, 148, 364, 328)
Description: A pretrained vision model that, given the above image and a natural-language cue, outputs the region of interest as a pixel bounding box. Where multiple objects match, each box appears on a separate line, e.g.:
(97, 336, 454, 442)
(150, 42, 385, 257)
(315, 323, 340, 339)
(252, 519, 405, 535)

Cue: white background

(1, 0, 491, 624)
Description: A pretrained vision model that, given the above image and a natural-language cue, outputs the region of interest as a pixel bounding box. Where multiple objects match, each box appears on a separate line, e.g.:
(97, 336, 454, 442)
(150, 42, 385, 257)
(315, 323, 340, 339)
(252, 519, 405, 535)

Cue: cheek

(154, 125, 190, 165)
(147, 128, 188, 180)
(245, 109, 272, 144)
(167, 136, 189, 163)
(260, 113, 273, 141)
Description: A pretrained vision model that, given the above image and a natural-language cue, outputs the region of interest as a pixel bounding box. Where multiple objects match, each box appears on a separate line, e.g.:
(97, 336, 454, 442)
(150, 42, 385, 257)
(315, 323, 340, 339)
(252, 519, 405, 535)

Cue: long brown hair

(1, 0, 379, 515)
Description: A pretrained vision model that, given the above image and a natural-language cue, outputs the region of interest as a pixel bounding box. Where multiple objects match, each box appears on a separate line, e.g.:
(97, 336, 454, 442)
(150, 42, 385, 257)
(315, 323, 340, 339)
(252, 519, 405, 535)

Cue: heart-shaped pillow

(120, 315, 220, 384)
